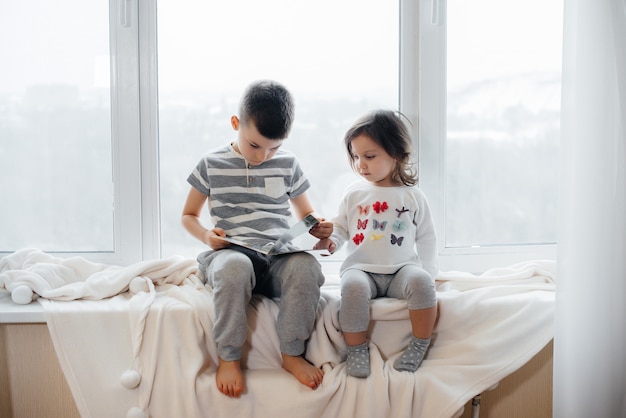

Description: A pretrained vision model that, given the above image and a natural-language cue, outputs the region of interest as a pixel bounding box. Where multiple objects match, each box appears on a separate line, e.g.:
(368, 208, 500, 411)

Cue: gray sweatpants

(339, 265, 436, 333)
(198, 248, 325, 361)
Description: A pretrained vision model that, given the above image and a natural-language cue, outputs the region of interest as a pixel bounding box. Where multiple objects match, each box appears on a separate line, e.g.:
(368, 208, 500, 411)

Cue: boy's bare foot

(281, 353, 324, 390)
(216, 358, 245, 398)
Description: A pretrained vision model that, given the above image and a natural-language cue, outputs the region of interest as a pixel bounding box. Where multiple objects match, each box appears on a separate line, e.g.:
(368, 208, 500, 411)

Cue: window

(1, 1, 562, 273)
(0, 0, 143, 264)
(157, 0, 400, 267)
(419, 0, 562, 271)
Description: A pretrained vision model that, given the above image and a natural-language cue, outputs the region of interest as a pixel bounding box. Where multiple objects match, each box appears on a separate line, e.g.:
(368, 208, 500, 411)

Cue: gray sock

(346, 341, 370, 378)
(393, 336, 431, 372)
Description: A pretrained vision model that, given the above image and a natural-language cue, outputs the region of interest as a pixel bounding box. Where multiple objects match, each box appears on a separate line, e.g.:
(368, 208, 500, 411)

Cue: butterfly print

(352, 233, 365, 245)
(395, 207, 409, 218)
(358, 205, 370, 215)
(372, 201, 389, 214)
(372, 219, 387, 231)
(357, 219, 368, 230)
(392, 220, 407, 232)
(370, 233, 383, 241)
(390, 234, 404, 246)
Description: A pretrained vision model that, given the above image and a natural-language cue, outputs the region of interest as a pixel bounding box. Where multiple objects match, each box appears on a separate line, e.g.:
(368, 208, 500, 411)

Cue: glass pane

(0, 1, 113, 252)
(157, 0, 399, 257)
(445, 0, 562, 247)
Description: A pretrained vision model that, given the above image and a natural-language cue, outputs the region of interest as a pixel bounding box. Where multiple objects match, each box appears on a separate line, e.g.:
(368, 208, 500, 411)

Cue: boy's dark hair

(239, 80, 295, 140)
(344, 109, 418, 186)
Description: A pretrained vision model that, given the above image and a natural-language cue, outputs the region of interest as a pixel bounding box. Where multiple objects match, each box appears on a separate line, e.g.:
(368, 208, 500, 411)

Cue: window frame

(96, 0, 161, 265)
(108, 0, 144, 265)
(137, 0, 161, 261)
(417, 0, 557, 272)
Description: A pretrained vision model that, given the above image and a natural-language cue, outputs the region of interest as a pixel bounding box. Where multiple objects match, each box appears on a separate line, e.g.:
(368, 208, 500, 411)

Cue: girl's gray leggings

(339, 265, 436, 333)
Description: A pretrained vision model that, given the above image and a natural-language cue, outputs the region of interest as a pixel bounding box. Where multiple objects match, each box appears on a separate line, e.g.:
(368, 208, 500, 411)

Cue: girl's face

(231, 116, 283, 166)
(350, 134, 397, 187)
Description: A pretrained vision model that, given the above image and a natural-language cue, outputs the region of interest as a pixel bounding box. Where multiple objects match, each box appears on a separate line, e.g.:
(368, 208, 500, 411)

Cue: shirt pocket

(265, 177, 286, 199)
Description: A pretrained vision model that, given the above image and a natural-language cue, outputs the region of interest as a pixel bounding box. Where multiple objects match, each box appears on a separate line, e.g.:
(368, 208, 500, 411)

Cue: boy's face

(231, 116, 283, 166)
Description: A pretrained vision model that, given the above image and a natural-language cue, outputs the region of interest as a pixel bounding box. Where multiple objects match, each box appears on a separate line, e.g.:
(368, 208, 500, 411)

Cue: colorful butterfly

(392, 220, 407, 232)
(352, 233, 365, 245)
(372, 219, 387, 231)
(372, 201, 389, 214)
(357, 219, 368, 230)
(358, 205, 370, 215)
(390, 234, 404, 246)
(370, 233, 383, 241)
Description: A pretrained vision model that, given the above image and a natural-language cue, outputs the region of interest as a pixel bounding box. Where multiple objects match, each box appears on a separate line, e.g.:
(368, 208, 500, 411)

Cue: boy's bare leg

(281, 353, 324, 389)
(216, 358, 245, 398)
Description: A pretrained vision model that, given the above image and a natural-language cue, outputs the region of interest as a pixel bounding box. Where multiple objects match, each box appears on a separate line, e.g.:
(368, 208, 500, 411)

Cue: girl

(315, 110, 438, 377)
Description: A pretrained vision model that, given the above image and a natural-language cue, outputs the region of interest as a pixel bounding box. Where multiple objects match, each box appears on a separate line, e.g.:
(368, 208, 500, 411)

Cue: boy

(182, 80, 332, 398)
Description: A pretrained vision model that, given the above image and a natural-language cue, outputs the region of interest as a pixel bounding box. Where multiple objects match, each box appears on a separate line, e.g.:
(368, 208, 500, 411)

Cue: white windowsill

(0, 292, 46, 324)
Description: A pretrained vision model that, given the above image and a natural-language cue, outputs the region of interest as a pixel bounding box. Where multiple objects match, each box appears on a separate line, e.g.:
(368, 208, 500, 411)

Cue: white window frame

(417, 0, 557, 273)
(90, 0, 161, 265)
(107, 0, 144, 265)
(137, 0, 161, 262)
(83, 0, 157, 265)
(113, 0, 161, 265)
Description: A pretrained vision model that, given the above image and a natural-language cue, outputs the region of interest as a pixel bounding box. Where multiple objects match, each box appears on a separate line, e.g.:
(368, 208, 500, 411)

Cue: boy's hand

(309, 219, 333, 240)
(313, 238, 336, 254)
(205, 228, 229, 250)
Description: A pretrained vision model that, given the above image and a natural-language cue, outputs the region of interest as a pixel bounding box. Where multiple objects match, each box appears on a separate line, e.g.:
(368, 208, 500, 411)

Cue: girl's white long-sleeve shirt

(330, 181, 439, 277)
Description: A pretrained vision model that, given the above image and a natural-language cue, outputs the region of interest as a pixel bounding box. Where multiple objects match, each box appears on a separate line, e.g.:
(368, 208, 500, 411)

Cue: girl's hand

(313, 238, 337, 254)
(309, 219, 334, 240)
(205, 228, 229, 250)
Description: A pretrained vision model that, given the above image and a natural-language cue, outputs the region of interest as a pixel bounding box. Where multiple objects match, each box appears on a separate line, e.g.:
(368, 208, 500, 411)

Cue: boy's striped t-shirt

(187, 144, 310, 247)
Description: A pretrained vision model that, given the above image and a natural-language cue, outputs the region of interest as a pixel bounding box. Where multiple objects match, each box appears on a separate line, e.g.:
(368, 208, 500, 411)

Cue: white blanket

(0, 249, 555, 418)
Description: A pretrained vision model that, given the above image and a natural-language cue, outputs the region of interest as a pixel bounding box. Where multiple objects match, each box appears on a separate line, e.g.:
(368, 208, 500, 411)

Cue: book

(216, 213, 330, 256)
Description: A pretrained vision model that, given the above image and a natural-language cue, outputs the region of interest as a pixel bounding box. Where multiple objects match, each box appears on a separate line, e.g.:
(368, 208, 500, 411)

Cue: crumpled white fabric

(1, 249, 555, 418)
(0, 248, 200, 303)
